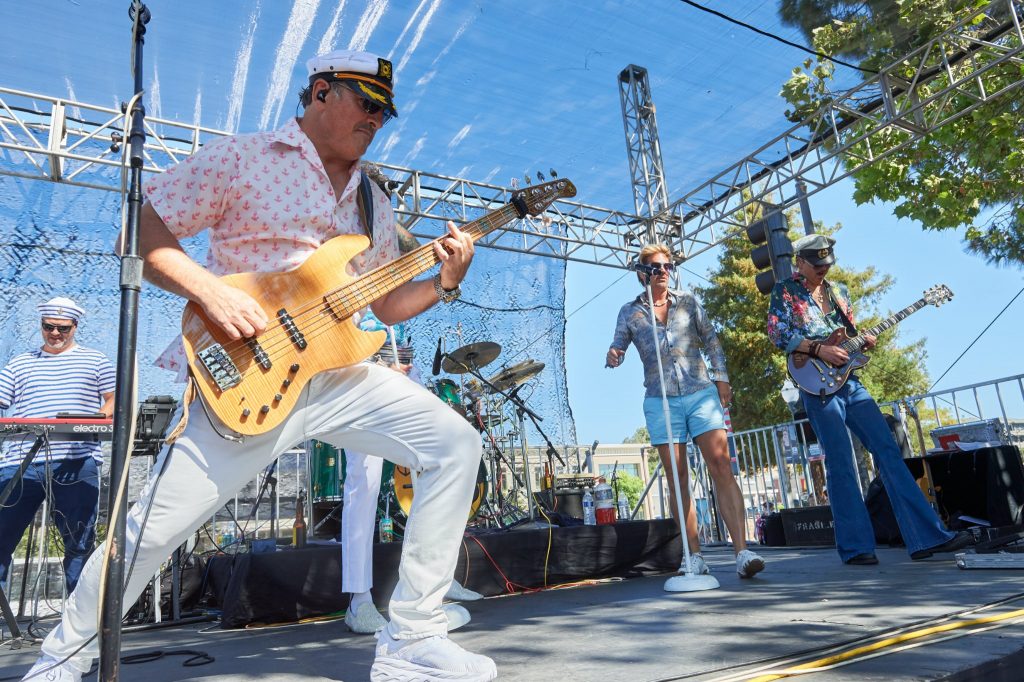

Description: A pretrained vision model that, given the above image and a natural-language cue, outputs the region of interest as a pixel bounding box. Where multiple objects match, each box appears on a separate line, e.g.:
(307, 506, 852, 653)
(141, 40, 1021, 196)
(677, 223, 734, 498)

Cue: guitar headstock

(924, 284, 954, 307)
(512, 179, 577, 217)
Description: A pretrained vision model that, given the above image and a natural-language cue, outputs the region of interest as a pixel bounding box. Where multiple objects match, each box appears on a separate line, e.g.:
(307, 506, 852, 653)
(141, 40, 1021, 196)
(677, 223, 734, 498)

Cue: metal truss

(1, 0, 1021, 270)
(0, 87, 647, 269)
(618, 65, 671, 223)
(659, 0, 1024, 261)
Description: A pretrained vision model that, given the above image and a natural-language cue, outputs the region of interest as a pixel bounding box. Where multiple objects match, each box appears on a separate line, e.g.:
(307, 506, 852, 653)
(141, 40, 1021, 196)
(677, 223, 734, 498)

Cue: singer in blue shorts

(607, 244, 764, 579)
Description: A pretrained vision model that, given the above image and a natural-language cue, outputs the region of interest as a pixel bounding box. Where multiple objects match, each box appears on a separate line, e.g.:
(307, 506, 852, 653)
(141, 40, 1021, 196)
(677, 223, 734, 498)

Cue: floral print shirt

(766, 273, 855, 354)
(610, 289, 729, 398)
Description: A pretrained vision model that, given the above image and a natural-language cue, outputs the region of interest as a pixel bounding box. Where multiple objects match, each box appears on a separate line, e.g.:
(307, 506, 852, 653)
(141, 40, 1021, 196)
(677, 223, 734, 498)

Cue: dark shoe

(910, 530, 976, 560)
(845, 553, 879, 565)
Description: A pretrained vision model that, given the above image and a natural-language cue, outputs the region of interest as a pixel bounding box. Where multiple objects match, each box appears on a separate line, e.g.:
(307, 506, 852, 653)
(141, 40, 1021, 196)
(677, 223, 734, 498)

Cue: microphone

(432, 337, 443, 376)
(630, 261, 655, 276)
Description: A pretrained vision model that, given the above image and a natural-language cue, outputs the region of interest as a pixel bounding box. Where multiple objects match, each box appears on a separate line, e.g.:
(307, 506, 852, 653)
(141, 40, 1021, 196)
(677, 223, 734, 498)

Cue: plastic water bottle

(378, 514, 394, 543)
(617, 491, 630, 521)
(582, 488, 596, 526)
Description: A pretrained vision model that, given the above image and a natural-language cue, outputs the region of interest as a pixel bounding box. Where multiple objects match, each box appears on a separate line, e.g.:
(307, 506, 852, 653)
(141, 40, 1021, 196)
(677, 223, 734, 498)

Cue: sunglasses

(342, 84, 394, 125)
(647, 262, 675, 274)
(42, 322, 75, 334)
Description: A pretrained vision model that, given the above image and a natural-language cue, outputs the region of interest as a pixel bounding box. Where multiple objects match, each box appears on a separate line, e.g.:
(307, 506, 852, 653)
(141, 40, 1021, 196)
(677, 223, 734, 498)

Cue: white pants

(341, 450, 383, 594)
(43, 363, 481, 672)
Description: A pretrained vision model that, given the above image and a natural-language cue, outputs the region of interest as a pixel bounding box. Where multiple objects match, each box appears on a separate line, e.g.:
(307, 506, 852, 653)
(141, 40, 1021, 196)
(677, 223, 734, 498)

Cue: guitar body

(181, 234, 386, 436)
(787, 328, 870, 397)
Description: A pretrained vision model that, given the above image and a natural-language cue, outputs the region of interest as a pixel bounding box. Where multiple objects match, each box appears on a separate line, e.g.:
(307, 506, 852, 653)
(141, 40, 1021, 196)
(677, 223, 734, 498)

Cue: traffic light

(746, 207, 793, 295)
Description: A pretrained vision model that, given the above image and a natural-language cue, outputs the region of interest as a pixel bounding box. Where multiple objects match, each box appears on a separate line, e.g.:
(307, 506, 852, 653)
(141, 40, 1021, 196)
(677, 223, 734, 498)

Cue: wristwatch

(433, 273, 462, 304)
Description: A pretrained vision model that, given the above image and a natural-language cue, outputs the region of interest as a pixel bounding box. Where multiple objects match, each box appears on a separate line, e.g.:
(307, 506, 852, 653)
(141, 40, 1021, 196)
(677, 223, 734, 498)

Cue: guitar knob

(260, 405, 270, 414)
(827, 382, 834, 388)
(282, 379, 292, 388)
(241, 408, 251, 418)
(274, 393, 283, 402)
(290, 364, 300, 373)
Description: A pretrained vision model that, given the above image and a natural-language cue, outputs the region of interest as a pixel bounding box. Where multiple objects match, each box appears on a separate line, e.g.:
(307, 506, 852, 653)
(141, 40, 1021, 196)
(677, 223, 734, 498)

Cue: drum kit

(307, 338, 551, 538)
(423, 339, 549, 530)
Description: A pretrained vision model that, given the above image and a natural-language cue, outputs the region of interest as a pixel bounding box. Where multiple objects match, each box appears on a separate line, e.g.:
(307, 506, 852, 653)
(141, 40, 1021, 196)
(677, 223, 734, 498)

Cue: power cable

(928, 283, 1024, 392)
(676, 0, 877, 75)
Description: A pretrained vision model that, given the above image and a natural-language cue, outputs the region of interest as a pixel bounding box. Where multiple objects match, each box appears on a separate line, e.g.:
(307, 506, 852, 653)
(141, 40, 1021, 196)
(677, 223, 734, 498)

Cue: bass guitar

(788, 284, 953, 396)
(182, 179, 576, 435)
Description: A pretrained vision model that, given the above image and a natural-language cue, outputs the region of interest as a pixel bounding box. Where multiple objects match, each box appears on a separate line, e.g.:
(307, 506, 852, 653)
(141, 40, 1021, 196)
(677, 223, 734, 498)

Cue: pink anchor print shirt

(145, 117, 399, 377)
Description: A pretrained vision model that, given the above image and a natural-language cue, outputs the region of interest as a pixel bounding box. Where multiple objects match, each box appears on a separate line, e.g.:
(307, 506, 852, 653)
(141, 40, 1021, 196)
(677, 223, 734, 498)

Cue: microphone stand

(100, 3, 150, 678)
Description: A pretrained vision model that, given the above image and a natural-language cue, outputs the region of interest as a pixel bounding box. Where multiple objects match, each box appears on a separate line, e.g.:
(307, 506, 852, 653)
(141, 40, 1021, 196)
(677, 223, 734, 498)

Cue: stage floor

(2, 545, 1023, 681)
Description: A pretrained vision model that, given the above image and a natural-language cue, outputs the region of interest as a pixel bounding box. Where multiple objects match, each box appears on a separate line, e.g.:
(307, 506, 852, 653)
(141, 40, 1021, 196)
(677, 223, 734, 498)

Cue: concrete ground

(2, 545, 1023, 681)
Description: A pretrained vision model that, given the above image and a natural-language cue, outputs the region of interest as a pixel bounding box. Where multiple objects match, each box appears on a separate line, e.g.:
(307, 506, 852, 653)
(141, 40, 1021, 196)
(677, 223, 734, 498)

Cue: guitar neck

(323, 202, 522, 315)
(838, 297, 928, 352)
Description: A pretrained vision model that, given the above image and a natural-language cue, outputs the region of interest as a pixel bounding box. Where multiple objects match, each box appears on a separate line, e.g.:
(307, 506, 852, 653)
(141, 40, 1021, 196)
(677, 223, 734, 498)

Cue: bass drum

(429, 378, 467, 417)
(308, 440, 342, 502)
(392, 460, 487, 522)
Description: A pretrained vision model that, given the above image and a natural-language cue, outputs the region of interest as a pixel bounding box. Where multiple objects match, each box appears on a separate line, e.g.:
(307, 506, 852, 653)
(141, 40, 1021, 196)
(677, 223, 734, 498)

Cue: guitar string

(208, 203, 512, 364)
(199, 184, 568, 392)
(208, 203, 523, 388)
(215, 204, 517, 371)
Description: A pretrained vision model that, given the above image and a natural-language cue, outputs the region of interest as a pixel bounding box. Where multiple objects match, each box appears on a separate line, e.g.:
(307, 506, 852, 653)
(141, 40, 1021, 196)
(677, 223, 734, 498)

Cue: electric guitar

(181, 179, 576, 435)
(787, 284, 953, 396)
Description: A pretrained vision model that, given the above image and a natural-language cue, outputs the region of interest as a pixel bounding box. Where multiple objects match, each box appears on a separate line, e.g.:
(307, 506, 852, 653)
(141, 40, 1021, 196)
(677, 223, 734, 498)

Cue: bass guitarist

(23, 49, 496, 682)
(766, 233, 972, 566)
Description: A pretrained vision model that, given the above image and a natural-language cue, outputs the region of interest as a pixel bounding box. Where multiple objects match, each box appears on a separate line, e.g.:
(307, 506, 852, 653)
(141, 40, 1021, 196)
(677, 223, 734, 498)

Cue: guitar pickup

(196, 344, 242, 391)
(277, 308, 307, 350)
(246, 338, 272, 370)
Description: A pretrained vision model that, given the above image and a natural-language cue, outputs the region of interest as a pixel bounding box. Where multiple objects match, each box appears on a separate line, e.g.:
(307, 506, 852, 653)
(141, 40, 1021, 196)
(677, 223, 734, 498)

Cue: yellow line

(746, 608, 1024, 681)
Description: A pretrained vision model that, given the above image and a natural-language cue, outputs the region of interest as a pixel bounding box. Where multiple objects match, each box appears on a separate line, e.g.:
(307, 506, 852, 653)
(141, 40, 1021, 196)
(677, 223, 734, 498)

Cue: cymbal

(441, 341, 501, 374)
(488, 359, 545, 392)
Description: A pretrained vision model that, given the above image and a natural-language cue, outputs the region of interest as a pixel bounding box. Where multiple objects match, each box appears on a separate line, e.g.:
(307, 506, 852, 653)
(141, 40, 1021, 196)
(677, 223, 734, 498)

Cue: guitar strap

(356, 171, 375, 245)
(825, 281, 857, 336)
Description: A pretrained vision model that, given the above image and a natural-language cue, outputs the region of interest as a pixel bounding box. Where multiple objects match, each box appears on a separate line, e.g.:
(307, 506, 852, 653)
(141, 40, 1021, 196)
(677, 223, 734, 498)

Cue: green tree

(695, 209, 930, 431)
(778, 0, 1024, 265)
(623, 426, 660, 471)
(614, 472, 645, 515)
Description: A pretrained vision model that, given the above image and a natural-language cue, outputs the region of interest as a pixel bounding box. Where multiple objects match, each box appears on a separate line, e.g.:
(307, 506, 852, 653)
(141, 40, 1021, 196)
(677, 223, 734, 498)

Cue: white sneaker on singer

(445, 579, 483, 601)
(686, 552, 710, 575)
(736, 549, 766, 578)
(345, 601, 387, 634)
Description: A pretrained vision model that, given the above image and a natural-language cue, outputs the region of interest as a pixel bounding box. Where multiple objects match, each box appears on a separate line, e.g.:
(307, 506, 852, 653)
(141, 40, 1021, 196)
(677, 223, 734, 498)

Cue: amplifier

(780, 505, 835, 546)
(554, 474, 597, 490)
(930, 418, 1024, 450)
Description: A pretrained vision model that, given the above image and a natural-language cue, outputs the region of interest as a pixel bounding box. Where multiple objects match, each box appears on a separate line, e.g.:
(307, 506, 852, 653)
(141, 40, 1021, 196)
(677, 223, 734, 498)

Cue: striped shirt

(0, 345, 116, 467)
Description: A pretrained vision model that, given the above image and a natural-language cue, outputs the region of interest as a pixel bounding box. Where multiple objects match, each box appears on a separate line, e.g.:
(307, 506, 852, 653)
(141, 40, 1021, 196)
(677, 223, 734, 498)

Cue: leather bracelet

(809, 341, 820, 358)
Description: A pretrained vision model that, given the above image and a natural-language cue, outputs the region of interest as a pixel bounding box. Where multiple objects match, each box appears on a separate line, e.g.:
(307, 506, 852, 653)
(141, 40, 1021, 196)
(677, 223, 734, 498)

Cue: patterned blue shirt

(0, 345, 116, 467)
(766, 274, 855, 354)
(611, 289, 729, 398)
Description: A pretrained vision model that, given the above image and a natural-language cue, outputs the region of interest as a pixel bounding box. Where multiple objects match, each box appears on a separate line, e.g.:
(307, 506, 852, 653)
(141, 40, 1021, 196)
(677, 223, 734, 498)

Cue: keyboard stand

(0, 435, 45, 641)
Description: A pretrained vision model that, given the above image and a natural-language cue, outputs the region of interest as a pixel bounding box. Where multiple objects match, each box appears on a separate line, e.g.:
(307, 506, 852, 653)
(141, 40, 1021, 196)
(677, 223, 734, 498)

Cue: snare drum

(430, 378, 467, 416)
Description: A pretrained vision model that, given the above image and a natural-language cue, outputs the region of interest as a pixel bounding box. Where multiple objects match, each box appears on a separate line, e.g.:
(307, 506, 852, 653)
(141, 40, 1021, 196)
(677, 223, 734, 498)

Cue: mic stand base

(664, 572, 720, 592)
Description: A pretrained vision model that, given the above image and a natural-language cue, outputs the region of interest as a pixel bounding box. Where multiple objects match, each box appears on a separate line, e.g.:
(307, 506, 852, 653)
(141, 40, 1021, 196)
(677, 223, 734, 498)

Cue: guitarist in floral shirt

(766, 234, 972, 566)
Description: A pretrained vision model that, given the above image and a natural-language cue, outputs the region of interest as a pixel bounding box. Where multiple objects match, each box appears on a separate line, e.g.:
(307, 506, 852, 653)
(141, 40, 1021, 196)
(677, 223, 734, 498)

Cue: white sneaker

(444, 603, 471, 631)
(371, 632, 497, 681)
(21, 654, 82, 682)
(686, 552, 710, 575)
(345, 601, 387, 634)
(736, 549, 766, 578)
(445, 579, 483, 601)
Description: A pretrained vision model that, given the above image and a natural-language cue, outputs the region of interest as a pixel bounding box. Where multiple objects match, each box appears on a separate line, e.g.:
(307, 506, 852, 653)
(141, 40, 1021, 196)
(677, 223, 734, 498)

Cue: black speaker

(904, 446, 1024, 529)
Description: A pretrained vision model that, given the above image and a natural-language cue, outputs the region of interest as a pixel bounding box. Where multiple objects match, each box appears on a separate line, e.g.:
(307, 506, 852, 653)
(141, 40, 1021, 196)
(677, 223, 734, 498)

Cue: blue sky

(2, 1, 1020, 443)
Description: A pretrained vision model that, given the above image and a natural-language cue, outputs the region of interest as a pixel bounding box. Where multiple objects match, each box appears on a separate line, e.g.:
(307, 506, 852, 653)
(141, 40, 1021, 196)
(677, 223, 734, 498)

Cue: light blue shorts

(643, 384, 726, 445)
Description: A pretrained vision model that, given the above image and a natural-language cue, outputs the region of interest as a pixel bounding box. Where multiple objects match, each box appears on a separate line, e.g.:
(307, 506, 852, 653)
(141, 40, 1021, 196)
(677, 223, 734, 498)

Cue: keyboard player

(0, 297, 114, 594)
